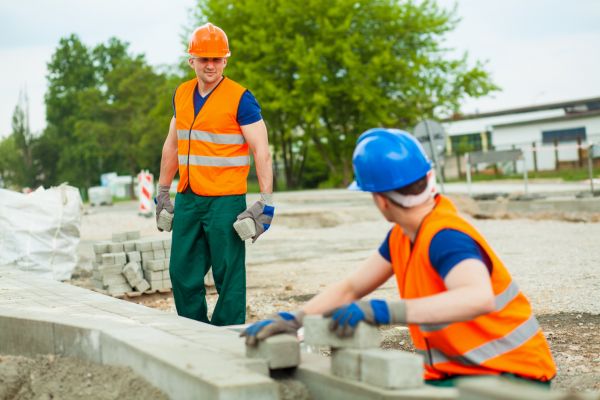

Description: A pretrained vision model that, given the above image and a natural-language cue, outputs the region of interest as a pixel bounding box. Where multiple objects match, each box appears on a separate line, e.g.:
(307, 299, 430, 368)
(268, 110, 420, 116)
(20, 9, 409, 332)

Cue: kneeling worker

(242, 128, 556, 386)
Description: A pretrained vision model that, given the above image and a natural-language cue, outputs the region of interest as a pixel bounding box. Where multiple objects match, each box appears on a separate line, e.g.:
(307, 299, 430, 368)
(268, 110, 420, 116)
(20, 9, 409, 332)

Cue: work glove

(324, 299, 407, 337)
(241, 310, 304, 346)
(155, 185, 174, 232)
(235, 193, 275, 242)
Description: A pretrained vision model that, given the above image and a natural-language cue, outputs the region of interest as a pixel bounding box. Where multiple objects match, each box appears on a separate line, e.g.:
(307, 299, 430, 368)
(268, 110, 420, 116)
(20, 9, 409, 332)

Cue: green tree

(0, 135, 19, 188)
(192, 0, 498, 187)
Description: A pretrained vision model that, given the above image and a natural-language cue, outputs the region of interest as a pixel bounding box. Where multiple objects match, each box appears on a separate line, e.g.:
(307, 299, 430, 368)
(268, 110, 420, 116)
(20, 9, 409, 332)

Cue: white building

(442, 96, 600, 174)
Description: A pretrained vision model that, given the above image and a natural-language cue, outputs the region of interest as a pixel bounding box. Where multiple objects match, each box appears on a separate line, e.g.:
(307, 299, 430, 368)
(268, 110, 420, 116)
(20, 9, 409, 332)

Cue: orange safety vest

(174, 77, 249, 196)
(389, 195, 556, 381)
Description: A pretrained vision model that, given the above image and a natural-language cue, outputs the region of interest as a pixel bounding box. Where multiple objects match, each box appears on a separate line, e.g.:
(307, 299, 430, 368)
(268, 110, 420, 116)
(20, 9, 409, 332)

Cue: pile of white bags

(0, 184, 83, 280)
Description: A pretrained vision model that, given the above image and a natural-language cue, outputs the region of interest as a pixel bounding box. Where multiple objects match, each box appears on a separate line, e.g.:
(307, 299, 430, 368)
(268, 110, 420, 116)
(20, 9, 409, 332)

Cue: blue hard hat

(349, 128, 432, 192)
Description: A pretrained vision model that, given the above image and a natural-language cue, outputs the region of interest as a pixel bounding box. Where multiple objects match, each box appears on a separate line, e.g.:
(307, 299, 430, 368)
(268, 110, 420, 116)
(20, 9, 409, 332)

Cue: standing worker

(156, 23, 274, 326)
(242, 128, 556, 386)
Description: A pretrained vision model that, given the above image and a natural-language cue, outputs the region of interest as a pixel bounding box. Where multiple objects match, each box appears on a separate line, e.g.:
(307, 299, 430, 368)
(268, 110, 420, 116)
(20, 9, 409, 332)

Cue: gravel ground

(70, 189, 600, 392)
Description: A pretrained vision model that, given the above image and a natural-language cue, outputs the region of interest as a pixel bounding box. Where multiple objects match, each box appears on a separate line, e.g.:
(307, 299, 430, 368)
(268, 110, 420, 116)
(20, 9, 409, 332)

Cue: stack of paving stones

(90, 230, 172, 297)
(246, 316, 424, 391)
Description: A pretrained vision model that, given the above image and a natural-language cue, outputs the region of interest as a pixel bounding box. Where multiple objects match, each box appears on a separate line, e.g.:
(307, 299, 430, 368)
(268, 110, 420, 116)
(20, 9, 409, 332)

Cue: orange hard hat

(187, 23, 231, 58)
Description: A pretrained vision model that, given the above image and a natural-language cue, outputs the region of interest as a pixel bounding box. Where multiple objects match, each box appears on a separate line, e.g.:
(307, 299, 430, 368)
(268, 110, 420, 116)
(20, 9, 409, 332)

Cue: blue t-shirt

(172, 82, 262, 126)
(378, 228, 492, 279)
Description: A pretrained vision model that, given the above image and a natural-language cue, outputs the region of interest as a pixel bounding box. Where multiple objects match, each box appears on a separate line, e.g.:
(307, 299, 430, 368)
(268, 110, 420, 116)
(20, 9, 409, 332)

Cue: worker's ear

(372, 193, 389, 210)
(188, 58, 194, 68)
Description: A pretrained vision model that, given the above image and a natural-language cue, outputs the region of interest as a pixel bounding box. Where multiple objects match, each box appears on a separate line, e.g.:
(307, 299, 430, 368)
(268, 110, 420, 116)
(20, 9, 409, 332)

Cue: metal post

(423, 120, 445, 194)
(588, 143, 595, 195)
(465, 153, 472, 197)
(522, 153, 529, 195)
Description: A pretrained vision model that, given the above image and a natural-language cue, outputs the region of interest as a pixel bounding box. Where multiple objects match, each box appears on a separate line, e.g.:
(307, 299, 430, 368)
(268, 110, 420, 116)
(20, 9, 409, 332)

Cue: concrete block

(163, 239, 171, 249)
(456, 376, 567, 400)
(135, 279, 150, 293)
(144, 270, 162, 281)
(135, 240, 153, 252)
(163, 279, 172, 289)
(98, 265, 124, 275)
(107, 282, 133, 294)
(0, 316, 55, 356)
(152, 240, 164, 250)
(246, 335, 300, 369)
(361, 349, 423, 389)
(93, 242, 109, 254)
(102, 274, 127, 287)
(123, 241, 136, 252)
(150, 280, 164, 290)
(126, 231, 141, 240)
(102, 253, 115, 265)
(95, 253, 103, 263)
(331, 349, 361, 380)
(303, 316, 381, 349)
(146, 259, 166, 272)
(123, 262, 144, 286)
(108, 242, 125, 253)
(113, 252, 127, 265)
(127, 251, 141, 262)
(153, 249, 166, 259)
(112, 232, 128, 242)
(162, 269, 170, 279)
(141, 251, 154, 262)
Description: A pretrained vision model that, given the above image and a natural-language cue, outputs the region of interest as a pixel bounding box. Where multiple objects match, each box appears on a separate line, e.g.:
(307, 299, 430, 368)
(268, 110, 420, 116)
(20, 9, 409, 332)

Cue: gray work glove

(241, 311, 304, 346)
(155, 185, 174, 232)
(324, 299, 407, 337)
(235, 193, 274, 243)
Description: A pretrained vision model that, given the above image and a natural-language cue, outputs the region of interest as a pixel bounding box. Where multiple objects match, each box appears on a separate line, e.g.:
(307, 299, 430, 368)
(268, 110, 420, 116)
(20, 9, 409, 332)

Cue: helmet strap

(383, 170, 437, 208)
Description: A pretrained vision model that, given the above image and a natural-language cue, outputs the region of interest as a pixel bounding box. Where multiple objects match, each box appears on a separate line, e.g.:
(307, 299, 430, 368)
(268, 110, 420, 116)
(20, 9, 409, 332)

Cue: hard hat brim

(189, 51, 231, 58)
(347, 181, 362, 191)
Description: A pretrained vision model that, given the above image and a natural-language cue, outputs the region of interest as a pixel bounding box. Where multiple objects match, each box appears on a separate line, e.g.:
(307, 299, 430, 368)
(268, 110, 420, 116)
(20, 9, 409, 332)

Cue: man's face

(189, 57, 227, 85)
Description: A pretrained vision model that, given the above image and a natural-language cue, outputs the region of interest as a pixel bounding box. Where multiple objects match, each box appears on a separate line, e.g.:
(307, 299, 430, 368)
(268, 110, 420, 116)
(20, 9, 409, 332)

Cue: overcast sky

(1, 0, 599, 138)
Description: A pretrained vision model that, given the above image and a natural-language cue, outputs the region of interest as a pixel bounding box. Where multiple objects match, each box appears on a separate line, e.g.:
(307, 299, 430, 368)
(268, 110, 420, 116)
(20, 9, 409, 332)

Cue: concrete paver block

(331, 349, 361, 380)
(144, 270, 163, 281)
(153, 249, 166, 259)
(135, 279, 150, 293)
(98, 265, 123, 275)
(162, 269, 170, 279)
(163, 239, 171, 249)
(146, 259, 166, 271)
(361, 349, 423, 389)
(135, 240, 153, 252)
(95, 253, 103, 263)
(303, 316, 381, 349)
(112, 232, 128, 242)
(123, 241, 136, 252)
(246, 334, 300, 369)
(93, 242, 109, 254)
(102, 253, 116, 265)
(114, 252, 127, 265)
(123, 262, 144, 286)
(127, 251, 141, 262)
(141, 251, 154, 262)
(108, 242, 125, 252)
(126, 231, 141, 240)
(152, 240, 164, 250)
(163, 279, 172, 289)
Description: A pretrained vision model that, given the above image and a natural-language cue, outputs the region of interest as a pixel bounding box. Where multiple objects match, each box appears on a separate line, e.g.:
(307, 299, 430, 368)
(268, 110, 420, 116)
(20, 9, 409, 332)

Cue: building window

(542, 127, 586, 144)
(450, 132, 490, 154)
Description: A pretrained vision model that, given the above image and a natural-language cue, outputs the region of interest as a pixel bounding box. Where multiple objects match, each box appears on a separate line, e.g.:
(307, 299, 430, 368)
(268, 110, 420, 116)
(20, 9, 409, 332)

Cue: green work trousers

(170, 191, 246, 326)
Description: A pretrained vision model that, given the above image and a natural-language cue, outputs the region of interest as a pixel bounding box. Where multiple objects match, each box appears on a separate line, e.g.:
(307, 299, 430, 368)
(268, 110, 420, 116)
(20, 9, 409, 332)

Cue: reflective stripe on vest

(418, 314, 541, 367)
(420, 281, 521, 333)
(179, 155, 250, 167)
(177, 129, 246, 145)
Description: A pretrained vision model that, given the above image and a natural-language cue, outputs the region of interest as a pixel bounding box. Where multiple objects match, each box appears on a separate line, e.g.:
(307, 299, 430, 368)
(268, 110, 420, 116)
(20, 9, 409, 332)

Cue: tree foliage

(192, 0, 498, 187)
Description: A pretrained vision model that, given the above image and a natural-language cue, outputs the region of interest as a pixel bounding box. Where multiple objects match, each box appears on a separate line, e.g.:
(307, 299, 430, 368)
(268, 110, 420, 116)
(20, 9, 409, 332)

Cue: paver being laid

(246, 334, 301, 369)
(360, 349, 423, 389)
(303, 315, 381, 349)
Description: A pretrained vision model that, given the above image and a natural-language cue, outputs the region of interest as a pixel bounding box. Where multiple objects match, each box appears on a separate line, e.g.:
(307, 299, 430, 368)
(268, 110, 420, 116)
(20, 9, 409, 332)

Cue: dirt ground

(0, 354, 168, 400)
(69, 189, 600, 393)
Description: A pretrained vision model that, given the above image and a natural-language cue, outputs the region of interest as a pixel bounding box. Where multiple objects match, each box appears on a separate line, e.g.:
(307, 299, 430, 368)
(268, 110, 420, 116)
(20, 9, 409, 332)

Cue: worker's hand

(241, 310, 304, 346)
(324, 300, 406, 337)
(155, 185, 174, 232)
(236, 193, 274, 242)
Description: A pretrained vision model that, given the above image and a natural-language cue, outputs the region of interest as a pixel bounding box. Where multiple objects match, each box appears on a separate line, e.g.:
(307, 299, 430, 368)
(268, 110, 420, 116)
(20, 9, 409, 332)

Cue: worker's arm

(404, 258, 495, 324)
(241, 251, 394, 345)
(241, 119, 273, 194)
(158, 117, 179, 186)
(302, 252, 395, 315)
(326, 258, 496, 336)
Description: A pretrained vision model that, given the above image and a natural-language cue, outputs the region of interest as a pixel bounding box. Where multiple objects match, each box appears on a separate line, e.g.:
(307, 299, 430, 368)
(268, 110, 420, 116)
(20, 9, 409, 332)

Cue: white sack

(0, 184, 83, 280)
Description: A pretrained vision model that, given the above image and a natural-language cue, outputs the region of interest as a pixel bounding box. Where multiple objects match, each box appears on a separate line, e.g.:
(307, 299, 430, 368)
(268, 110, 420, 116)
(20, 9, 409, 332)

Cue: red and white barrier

(138, 170, 154, 216)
